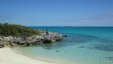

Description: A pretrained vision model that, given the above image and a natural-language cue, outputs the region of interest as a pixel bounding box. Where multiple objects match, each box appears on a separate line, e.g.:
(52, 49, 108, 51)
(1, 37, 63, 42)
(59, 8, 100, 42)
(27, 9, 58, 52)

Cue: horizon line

(28, 26, 113, 27)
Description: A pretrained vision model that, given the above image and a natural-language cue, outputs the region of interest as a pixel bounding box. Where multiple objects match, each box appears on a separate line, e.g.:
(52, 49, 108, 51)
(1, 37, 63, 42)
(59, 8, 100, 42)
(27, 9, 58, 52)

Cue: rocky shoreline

(0, 31, 64, 48)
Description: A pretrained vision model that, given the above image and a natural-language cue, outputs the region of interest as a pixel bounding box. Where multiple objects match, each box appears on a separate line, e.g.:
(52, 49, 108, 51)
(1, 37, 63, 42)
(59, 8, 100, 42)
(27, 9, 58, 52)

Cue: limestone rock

(0, 32, 64, 47)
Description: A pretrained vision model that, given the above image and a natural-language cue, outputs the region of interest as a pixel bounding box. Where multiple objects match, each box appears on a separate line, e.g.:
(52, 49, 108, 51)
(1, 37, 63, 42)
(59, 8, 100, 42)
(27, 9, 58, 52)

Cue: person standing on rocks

(45, 30, 49, 35)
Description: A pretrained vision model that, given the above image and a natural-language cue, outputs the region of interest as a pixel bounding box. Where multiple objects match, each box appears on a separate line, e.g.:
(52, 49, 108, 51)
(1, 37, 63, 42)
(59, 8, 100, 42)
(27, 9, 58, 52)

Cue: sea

(12, 27, 113, 64)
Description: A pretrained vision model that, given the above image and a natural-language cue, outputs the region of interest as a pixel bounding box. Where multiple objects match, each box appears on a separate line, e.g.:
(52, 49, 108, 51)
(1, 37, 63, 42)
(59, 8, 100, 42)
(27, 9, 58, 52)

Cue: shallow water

(12, 27, 113, 64)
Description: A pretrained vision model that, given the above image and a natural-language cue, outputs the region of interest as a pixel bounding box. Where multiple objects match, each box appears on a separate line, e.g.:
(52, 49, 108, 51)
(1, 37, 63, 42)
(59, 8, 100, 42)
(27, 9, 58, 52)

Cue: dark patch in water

(40, 43, 57, 49)
(56, 50, 59, 53)
(63, 34, 100, 46)
(65, 34, 98, 43)
(105, 57, 113, 60)
(39, 34, 113, 50)
(79, 46, 86, 48)
(87, 46, 96, 50)
(91, 44, 113, 52)
(99, 39, 113, 44)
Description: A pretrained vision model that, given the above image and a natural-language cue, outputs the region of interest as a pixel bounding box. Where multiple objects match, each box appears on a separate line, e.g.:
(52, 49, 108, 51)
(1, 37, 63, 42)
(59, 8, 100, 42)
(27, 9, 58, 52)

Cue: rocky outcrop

(0, 32, 63, 47)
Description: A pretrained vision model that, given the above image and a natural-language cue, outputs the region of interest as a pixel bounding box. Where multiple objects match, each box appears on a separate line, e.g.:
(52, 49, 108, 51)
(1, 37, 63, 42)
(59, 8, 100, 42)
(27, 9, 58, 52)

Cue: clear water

(12, 27, 113, 64)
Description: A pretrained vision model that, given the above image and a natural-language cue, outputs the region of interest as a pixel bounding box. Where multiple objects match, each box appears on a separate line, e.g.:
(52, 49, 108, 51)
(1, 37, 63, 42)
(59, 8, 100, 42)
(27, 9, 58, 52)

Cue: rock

(0, 31, 64, 47)
(63, 35, 67, 37)
(43, 39, 52, 44)
(25, 43, 30, 46)
(0, 44, 4, 48)
(9, 43, 17, 47)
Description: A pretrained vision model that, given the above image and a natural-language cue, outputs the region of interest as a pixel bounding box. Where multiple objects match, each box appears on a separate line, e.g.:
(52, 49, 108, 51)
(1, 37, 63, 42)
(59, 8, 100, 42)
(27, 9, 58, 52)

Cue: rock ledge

(0, 32, 63, 47)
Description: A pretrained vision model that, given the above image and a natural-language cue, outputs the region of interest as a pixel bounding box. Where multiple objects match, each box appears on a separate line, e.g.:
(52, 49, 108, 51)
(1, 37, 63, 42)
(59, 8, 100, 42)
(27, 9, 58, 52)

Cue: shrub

(0, 23, 40, 37)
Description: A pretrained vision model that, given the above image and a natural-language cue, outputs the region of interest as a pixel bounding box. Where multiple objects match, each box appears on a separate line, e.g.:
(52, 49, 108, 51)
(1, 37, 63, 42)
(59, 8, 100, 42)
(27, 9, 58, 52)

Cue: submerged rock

(63, 35, 67, 37)
(56, 50, 59, 52)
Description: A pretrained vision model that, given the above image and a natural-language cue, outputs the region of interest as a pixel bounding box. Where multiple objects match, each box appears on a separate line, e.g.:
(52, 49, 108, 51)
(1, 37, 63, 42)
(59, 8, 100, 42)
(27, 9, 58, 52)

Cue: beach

(0, 27, 113, 64)
(0, 48, 55, 64)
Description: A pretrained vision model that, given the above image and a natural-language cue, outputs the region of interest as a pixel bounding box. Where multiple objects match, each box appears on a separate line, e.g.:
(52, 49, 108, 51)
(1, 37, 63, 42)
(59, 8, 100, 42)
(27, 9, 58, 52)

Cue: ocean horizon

(12, 27, 113, 64)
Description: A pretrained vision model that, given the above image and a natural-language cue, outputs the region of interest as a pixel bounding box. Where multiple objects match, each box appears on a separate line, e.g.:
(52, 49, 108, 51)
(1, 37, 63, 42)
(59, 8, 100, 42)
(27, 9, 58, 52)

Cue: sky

(0, 0, 113, 26)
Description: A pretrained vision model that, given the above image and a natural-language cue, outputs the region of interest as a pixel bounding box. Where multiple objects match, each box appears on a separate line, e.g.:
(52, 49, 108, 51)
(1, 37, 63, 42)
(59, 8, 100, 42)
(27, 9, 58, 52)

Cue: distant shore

(0, 48, 55, 64)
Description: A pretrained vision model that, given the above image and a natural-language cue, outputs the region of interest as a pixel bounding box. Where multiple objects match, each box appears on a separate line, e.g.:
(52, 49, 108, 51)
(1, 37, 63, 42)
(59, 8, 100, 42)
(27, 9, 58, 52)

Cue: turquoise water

(12, 27, 113, 64)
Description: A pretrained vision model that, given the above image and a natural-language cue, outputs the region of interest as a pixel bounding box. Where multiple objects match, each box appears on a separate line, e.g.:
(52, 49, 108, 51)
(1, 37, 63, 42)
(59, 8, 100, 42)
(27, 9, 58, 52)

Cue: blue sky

(0, 0, 113, 26)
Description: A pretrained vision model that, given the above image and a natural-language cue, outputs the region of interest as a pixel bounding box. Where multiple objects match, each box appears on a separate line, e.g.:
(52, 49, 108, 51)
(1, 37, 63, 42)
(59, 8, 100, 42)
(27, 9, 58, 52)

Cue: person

(45, 30, 49, 35)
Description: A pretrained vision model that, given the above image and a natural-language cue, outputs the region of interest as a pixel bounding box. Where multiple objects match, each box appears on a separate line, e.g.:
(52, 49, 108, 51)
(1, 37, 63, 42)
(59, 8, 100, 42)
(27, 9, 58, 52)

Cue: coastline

(0, 48, 55, 64)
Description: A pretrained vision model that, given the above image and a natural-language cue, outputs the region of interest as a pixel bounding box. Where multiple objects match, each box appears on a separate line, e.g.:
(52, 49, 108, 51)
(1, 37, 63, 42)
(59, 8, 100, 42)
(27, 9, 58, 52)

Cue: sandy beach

(0, 48, 55, 64)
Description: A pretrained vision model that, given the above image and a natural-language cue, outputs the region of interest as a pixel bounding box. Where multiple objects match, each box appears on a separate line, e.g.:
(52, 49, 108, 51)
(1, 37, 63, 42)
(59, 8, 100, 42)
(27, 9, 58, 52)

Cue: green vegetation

(0, 23, 41, 37)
